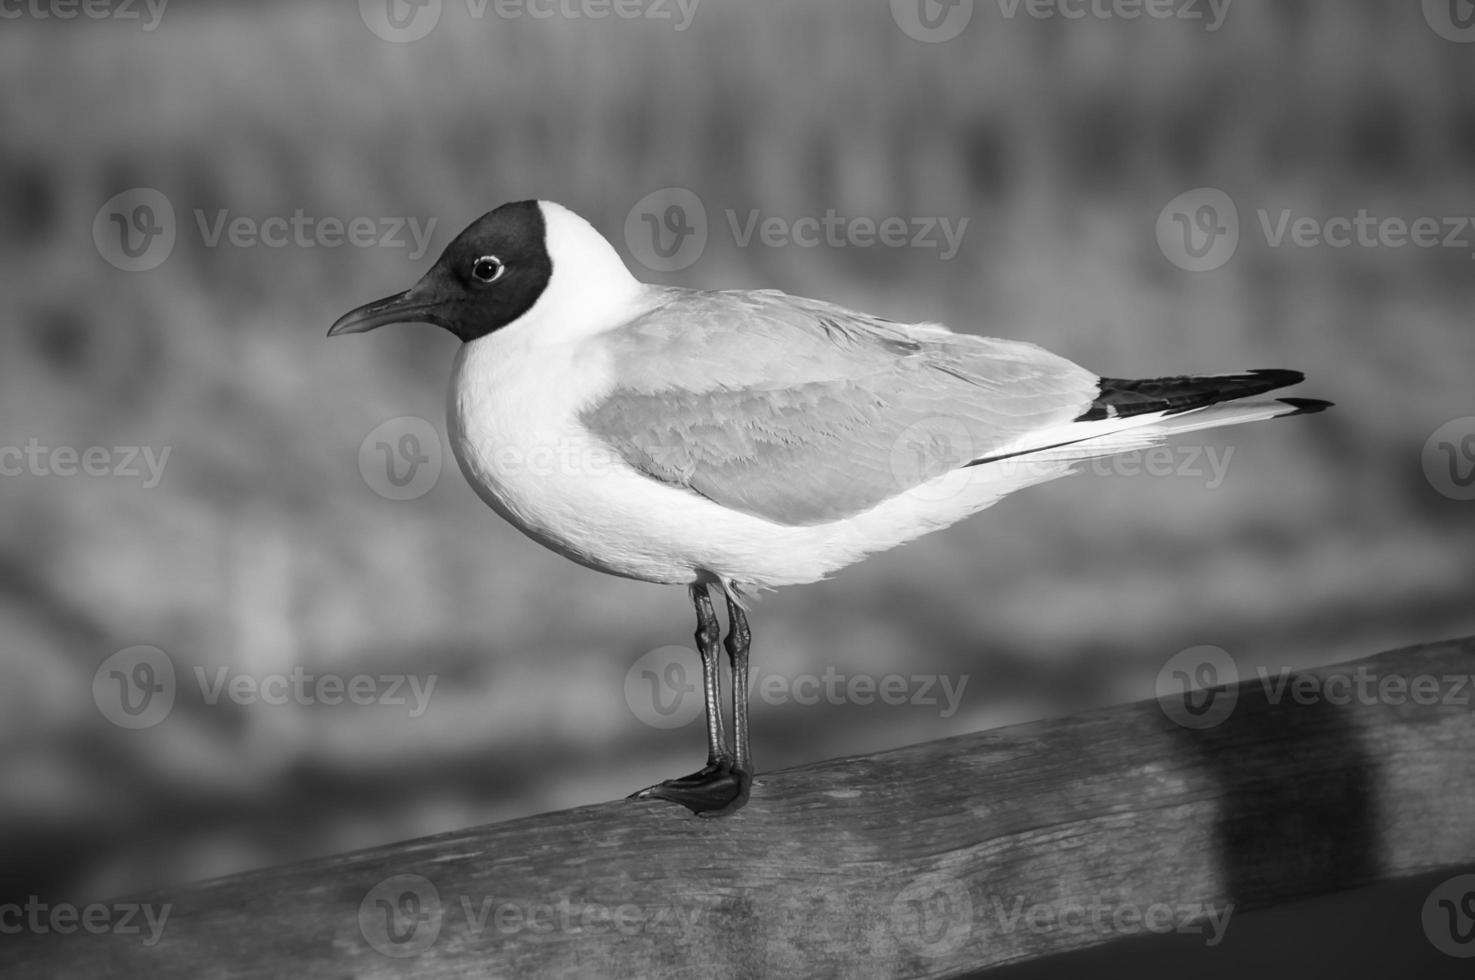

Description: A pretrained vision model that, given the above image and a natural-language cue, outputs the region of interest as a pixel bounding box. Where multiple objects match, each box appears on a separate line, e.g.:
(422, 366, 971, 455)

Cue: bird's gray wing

(580, 289, 1098, 526)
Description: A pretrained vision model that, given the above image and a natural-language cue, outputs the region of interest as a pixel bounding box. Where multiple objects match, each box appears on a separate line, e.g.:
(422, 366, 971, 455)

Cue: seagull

(329, 199, 1330, 816)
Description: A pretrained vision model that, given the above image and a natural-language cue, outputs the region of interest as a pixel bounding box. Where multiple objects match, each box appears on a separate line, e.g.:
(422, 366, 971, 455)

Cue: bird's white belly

(447, 334, 1055, 593)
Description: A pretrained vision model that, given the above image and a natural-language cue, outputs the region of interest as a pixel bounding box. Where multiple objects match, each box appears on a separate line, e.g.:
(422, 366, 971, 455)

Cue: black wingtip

(1249, 368, 1305, 386)
(1278, 397, 1334, 416)
(1077, 368, 1314, 422)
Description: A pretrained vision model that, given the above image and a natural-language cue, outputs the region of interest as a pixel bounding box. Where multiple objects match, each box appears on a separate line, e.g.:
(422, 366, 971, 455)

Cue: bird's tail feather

(968, 371, 1331, 469)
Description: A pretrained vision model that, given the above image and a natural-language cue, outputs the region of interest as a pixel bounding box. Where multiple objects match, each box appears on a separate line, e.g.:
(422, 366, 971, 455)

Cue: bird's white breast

(449, 329, 722, 585)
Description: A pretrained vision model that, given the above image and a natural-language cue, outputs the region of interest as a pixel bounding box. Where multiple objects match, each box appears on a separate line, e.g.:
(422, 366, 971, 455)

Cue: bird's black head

(329, 200, 554, 343)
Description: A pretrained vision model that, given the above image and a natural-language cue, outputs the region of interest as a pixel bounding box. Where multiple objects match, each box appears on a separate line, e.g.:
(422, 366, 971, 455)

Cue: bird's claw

(628, 762, 752, 816)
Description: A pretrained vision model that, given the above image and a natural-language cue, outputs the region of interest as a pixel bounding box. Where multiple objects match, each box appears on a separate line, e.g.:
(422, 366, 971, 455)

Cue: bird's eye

(471, 255, 505, 283)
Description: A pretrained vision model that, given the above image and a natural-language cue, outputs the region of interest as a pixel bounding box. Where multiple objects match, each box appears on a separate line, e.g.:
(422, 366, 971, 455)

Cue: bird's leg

(723, 593, 754, 801)
(628, 583, 750, 816)
(692, 581, 730, 768)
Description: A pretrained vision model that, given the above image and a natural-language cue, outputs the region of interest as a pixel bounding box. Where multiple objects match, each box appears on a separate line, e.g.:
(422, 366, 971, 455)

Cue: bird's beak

(328, 280, 443, 337)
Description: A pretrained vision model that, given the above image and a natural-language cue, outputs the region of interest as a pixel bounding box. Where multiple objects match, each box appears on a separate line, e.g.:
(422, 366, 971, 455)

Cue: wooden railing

(6, 636, 1475, 978)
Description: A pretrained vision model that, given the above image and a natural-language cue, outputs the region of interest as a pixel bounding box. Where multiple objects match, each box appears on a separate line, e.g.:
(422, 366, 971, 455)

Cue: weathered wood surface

(6, 636, 1475, 979)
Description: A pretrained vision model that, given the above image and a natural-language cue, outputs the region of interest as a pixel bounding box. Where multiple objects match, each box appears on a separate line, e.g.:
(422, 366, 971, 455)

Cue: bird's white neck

(493, 202, 652, 348)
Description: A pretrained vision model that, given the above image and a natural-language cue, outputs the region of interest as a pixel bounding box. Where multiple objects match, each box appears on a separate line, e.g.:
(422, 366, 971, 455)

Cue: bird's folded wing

(579, 289, 1098, 526)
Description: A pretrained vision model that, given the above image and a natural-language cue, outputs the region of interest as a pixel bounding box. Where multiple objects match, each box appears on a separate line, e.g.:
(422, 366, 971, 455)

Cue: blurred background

(1, 0, 1472, 928)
